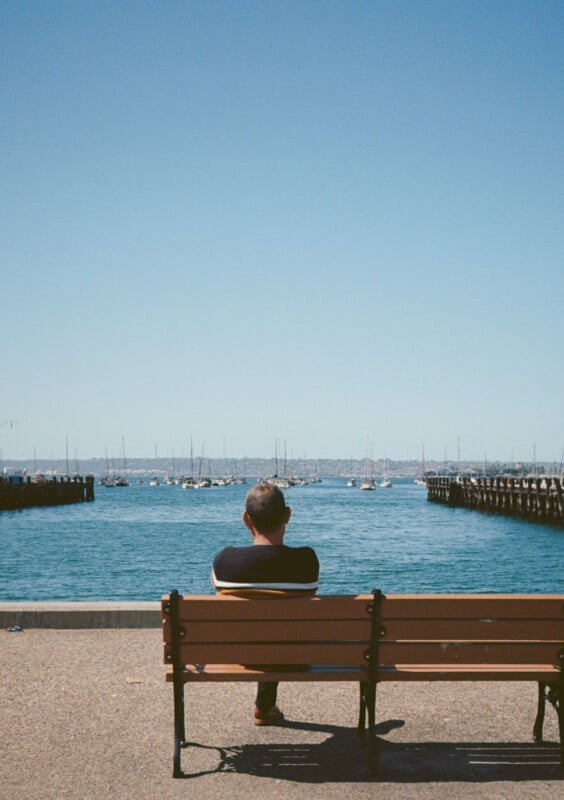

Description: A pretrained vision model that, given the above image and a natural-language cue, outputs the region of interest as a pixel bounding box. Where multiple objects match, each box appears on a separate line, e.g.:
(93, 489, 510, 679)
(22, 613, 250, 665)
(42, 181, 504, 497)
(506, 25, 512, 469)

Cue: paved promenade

(1, 604, 561, 800)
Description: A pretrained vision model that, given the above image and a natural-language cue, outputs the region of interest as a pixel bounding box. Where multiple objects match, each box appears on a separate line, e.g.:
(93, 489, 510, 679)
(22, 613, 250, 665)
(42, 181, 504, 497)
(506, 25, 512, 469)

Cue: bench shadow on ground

(179, 718, 563, 782)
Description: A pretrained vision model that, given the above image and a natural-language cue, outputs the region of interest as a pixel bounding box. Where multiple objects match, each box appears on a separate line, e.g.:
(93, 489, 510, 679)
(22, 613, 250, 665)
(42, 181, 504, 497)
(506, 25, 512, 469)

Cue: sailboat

(100, 449, 114, 486)
(360, 450, 375, 490)
(346, 457, 356, 486)
(265, 439, 292, 489)
(414, 445, 427, 486)
(380, 457, 392, 488)
(181, 438, 196, 488)
(114, 437, 130, 486)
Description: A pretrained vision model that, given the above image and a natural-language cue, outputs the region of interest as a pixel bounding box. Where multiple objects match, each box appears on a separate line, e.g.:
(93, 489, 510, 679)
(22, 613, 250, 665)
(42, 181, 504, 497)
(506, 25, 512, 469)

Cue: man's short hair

(245, 482, 287, 533)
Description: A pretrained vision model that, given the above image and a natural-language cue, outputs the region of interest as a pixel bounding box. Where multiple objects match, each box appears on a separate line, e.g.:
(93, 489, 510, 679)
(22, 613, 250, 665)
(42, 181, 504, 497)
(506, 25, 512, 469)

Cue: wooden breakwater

(0, 475, 95, 511)
(427, 475, 564, 526)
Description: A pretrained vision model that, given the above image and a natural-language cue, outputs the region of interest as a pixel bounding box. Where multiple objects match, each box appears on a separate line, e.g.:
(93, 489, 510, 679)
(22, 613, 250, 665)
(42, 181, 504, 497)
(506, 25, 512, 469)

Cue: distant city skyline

(2, 2, 562, 465)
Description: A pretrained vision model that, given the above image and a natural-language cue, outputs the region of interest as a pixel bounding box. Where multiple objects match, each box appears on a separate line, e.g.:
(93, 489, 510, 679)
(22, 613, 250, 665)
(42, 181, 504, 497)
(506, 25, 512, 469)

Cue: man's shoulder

(213, 544, 252, 561)
(286, 544, 319, 561)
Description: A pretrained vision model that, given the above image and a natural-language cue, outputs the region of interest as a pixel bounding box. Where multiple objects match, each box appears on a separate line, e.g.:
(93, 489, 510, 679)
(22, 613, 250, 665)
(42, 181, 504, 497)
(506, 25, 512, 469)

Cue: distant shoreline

(3, 457, 558, 480)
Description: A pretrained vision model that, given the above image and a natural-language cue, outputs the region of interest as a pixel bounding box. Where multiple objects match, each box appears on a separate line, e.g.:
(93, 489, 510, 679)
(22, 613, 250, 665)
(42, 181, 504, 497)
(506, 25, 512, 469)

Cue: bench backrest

(162, 592, 564, 672)
(162, 593, 376, 668)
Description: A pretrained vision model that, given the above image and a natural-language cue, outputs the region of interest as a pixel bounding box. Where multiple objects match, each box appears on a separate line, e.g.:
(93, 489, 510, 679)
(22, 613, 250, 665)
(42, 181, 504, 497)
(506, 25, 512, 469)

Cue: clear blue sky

(2, 1, 563, 465)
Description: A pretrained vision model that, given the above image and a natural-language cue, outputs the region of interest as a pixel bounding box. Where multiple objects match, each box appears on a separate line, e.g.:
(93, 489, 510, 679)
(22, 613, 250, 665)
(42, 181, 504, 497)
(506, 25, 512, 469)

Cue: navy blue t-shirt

(212, 544, 319, 592)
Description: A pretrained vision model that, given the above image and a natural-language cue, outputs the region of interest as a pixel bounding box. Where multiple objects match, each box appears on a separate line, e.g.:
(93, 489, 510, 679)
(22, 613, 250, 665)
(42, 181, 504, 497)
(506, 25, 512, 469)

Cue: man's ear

(284, 506, 291, 524)
(242, 510, 254, 532)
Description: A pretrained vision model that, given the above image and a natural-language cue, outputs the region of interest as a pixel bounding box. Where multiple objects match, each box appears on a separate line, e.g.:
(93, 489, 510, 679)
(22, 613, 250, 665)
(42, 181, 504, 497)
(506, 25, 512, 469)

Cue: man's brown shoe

(254, 705, 285, 726)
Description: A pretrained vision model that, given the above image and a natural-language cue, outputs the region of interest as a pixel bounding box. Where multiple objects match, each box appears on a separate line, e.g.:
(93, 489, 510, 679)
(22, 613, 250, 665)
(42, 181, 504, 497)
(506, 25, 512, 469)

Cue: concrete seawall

(0, 601, 161, 629)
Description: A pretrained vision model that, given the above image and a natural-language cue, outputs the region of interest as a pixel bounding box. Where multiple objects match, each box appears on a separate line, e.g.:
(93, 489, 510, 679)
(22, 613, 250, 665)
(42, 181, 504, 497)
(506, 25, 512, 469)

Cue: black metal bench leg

(172, 678, 186, 778)
(366, 680, 378, 774)
(365, 588, 384, 776)
(358, 681, 367, 744)
(534, 677, 563, 771)
(168, 589, 186, 778)
(557, 681, 563, 771)
(533, 681, 546, 743)
(356, 680, 378, 771)
(173, 729, 182, 779)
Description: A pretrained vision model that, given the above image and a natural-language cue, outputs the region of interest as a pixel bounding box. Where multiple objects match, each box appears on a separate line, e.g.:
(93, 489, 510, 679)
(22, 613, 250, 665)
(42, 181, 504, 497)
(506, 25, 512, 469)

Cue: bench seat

(167, 663, 560, 682)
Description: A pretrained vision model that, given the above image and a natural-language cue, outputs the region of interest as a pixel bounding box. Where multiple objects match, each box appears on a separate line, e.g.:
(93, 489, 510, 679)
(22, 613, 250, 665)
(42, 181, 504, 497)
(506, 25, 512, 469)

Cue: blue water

(0, 479, 562, 601)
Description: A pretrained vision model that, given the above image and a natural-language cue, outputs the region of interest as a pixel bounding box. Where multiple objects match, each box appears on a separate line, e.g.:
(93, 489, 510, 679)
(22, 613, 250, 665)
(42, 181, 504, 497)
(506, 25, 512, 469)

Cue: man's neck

(252, 530, 284, 546)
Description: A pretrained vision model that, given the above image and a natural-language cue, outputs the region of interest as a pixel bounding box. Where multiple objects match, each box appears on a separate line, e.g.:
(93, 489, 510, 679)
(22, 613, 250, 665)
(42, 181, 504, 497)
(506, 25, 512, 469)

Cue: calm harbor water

(1, 478, 562, 601)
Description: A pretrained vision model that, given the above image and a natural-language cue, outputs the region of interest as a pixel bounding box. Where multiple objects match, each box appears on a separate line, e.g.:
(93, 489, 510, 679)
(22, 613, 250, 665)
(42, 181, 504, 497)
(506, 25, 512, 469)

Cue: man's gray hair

(245, 482, 287, 533)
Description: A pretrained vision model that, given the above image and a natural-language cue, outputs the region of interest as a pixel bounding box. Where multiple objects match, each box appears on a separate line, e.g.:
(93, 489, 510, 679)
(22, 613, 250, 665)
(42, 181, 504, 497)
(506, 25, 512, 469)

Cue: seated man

(211, 481, 319, 725)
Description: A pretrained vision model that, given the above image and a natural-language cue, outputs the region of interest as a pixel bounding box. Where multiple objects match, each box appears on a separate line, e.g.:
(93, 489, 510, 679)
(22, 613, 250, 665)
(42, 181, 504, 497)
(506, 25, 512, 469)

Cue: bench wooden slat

(163, 593, 564, 622)
(175, 640, 371, 665)
(170, 640, 560, 668)
(165, 594, 373, 621)
(379, 595, 564, 619)
(163, 618, 372, 643)
(166, 664, 369, 683)
(163, 616, 562, 644)
(379, 619, 563, 640)
(377, 641, 561, 664)
(376, 664, 562, 681)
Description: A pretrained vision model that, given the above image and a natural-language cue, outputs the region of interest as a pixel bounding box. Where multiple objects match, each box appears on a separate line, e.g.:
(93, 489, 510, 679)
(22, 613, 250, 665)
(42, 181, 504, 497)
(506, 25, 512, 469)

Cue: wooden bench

(161, 589, 563, 777)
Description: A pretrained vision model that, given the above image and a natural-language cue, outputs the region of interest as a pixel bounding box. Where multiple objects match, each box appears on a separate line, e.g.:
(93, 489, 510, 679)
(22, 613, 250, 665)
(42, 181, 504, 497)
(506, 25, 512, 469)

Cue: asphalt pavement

(0, 608, 561, 800)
